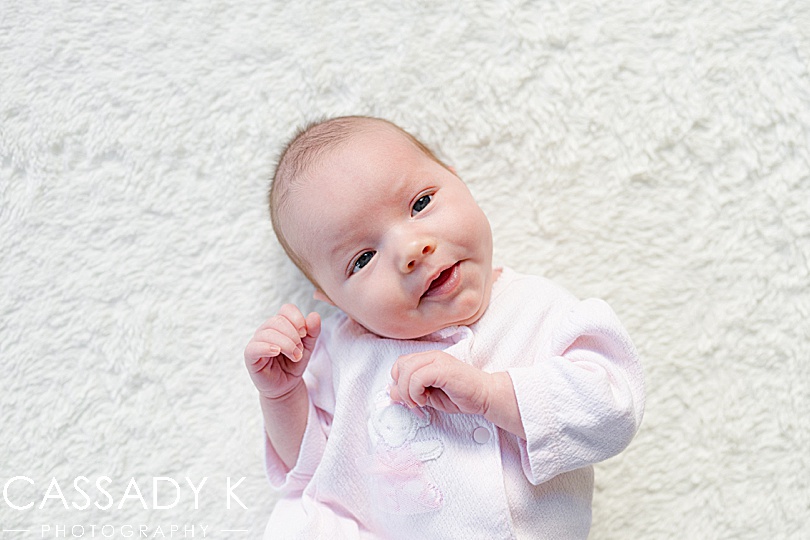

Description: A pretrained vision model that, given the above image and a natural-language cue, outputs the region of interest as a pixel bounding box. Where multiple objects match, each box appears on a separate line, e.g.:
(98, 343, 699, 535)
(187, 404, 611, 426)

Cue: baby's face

(282, 126, 495, 339)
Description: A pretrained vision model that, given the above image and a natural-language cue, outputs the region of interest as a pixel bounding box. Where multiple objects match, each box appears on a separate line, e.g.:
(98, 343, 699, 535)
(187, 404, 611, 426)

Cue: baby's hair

(269, 115, 451, 288)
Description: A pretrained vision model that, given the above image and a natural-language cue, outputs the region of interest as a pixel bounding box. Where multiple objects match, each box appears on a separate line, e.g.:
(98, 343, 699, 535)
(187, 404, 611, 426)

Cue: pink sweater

(263, 267, 645, 539)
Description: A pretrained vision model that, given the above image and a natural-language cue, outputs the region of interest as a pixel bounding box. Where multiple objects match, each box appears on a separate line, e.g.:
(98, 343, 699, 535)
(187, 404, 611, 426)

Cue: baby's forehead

(320, 123, 410, 161)
(301, 130, 414, 189)
(286, 131, 424, 244)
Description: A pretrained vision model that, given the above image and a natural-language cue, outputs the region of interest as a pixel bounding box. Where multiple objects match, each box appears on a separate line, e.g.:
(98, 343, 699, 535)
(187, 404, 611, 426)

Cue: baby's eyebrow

(392, 171, 416, 200)
(327, 228, 360, 263)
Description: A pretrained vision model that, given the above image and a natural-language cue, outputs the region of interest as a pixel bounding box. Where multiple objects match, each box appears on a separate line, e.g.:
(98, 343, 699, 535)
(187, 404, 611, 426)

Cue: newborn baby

(244, 116, 645, 539)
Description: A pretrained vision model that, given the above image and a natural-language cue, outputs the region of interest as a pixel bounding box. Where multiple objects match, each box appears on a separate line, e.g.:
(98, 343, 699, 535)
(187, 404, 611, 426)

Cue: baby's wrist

(482, 372, 524, 439)
(481, 372, 505, 417)
(260, 379, 307, 404)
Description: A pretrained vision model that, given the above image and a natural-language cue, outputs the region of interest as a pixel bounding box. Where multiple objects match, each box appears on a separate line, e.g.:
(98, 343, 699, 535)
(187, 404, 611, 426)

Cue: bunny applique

(356, 389, 444, 515)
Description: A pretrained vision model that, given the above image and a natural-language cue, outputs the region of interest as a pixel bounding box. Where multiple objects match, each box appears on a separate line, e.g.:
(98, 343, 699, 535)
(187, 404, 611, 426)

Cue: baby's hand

(244, 304, 321, 400)
(389, 351, 493, 416)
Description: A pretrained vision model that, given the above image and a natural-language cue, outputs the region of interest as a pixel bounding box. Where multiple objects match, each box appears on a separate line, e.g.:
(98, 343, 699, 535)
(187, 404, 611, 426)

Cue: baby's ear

(313, 289, 335, 306)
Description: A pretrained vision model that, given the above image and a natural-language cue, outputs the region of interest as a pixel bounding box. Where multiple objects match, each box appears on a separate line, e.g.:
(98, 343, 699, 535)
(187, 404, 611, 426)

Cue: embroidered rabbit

(359, 393, 444, 514)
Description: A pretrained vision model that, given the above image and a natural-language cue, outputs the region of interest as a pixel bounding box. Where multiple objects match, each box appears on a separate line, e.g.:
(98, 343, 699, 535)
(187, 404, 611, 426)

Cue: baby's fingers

(407, 363, 444, 408)
(391, 353, 438, 408)
(255, 304, 307, 340)
(244, 340, 281, 365)
(301, 312, 321, 352)
(304, 312, 321, 338)
(254, 328, 303, 362)
(277, 303, 308, 339)
(257, 310, 305, 345)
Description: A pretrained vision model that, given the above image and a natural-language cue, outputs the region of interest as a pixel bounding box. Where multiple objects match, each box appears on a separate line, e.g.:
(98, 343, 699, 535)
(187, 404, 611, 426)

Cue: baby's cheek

(362, 309, 410, 339)
(461, 203, 491, 233)
(458, 285, 488, 315)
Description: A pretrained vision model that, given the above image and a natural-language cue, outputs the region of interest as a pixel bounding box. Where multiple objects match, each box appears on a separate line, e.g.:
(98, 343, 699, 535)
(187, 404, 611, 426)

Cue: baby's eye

(411, 194, 432, 216)
(352, 251, 375, 274)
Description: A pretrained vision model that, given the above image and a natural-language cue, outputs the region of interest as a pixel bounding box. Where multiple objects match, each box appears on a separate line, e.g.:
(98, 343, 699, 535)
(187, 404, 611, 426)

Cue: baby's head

(269, 116, 496, 339)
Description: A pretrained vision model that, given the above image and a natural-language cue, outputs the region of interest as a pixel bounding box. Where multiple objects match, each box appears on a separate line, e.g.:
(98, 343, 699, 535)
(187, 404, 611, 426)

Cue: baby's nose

(401, 239, 436, 273)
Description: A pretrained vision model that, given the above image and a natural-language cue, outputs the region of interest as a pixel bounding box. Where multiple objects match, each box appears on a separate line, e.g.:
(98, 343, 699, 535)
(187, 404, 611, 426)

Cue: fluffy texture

(1, 1, 808, 538)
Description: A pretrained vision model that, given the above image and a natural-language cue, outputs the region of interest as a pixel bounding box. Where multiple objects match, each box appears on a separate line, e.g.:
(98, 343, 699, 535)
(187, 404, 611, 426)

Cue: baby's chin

(376, 325, 445, 340)
(358, 303, 489, 340)
(349, 319, 430, 340)
(347, 312, 446, 340)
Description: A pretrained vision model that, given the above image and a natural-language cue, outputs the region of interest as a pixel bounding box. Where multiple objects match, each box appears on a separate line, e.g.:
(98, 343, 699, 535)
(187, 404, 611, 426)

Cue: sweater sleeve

(264, 325, 336, 495)
(507, 297, 645, 485)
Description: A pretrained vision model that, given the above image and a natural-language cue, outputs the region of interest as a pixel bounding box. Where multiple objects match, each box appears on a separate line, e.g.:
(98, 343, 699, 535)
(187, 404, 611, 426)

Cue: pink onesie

(263, 267, 645, 539)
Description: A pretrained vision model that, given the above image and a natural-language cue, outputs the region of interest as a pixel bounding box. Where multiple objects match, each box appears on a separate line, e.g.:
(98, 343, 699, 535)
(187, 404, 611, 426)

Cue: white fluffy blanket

(2, 1, 808, 538)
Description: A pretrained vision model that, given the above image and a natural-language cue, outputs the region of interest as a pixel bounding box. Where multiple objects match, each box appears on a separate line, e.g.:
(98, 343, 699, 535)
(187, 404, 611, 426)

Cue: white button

(472, 426, 490, 444)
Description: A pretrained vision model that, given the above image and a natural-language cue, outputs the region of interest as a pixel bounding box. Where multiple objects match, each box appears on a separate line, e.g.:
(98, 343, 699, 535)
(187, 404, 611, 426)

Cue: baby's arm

(244, 304, 321, 470)
(390, 351, 525, 439)
(509, 298, 644, 484)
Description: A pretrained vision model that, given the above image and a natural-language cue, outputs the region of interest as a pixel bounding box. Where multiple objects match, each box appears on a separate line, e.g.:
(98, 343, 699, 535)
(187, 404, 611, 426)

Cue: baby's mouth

(422, 263, 459, 298)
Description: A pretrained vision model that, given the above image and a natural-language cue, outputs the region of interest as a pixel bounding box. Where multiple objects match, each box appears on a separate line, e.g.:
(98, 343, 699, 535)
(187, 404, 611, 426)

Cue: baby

(244, 116, 645, 539)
